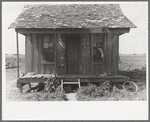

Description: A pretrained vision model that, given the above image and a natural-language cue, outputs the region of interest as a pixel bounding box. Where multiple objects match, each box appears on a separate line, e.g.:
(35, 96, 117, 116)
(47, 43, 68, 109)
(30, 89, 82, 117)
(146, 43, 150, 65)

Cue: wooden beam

(16, 32, 19, 78)
(38, 34, 42, 73)
(40, 35, 44, 74)
(107, 33, 112, 73)
(15, 28, 130, 35)
(111, 34, 119, 74)
(25, 36, 27, 74)
(108, 28, 130, 34)
(117, 35, 119, 73)
(15, 28, 104, 34)
(28, 34, 32, 73)
(32, 34, 38, 74)
(54, 33, 57, 73)
(91, 33, 93, 75)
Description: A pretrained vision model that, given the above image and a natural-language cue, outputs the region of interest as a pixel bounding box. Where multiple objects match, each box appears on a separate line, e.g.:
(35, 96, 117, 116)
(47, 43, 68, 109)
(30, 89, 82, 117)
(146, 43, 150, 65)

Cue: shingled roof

(9, 4, 136, 29)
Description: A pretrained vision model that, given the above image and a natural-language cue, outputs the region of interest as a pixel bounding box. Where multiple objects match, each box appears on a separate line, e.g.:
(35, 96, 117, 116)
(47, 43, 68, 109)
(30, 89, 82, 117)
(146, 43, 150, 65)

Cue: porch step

(61, 78, 81, 92)
(63, 82, 79, 84)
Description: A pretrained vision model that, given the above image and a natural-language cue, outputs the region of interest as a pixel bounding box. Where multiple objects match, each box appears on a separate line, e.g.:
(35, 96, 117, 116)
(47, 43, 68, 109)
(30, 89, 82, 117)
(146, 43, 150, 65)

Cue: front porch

(17, 73, 129, 84)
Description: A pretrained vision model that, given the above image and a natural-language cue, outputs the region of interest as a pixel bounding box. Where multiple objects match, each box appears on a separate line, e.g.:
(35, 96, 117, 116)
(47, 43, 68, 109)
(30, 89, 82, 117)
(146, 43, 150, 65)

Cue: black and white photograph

(2, 1, 148, 120)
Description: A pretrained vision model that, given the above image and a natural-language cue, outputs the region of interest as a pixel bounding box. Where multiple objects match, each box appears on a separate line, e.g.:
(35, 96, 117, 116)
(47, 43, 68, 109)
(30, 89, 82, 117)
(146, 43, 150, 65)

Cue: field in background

(5, 54, 25, 81)
(119, 54, 146, 71)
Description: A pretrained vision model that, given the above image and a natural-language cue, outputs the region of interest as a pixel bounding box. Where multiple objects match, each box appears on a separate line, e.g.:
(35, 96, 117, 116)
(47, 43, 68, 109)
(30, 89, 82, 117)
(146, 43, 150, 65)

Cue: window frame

(41, 34, 55, 63)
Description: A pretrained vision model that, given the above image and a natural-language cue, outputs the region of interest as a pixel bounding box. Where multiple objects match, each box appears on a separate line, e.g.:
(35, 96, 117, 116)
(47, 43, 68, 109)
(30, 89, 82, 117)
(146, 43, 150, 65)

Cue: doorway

(65, 35, 79, 74)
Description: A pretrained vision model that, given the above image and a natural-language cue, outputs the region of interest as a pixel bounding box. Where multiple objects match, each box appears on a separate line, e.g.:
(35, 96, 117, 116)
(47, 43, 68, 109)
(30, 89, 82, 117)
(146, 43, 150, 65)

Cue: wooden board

(32, 33, 38, 74)
(38, 34, 42, 73)
(25, 34, 32, 74)
(66, 35, 79, 74)
(111, 34, 119, 74)
(107, 33, 112, 73)
(104, 33, 112, 73)
(91, 33, 93, 74)
(16, 28, 104, 34)
(18, 73, 129, 83)
(25, 36, 28, 74)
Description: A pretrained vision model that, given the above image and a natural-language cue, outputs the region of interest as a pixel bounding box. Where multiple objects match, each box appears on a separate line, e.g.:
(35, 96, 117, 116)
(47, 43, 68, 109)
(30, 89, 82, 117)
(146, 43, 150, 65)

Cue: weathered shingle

(9, 4, 136, 29)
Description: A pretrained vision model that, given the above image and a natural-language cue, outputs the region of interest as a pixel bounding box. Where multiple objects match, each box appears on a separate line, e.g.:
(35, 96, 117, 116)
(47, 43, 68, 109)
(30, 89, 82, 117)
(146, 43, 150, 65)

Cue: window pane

(44, 43, 49, 48)
(49, 43, 54, 48)
(43, 34, 55, 62)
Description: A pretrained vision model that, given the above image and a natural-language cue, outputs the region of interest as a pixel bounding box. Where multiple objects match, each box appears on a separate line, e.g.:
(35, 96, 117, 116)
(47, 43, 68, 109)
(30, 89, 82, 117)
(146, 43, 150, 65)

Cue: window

(93, 33, 104, 63)
(43, 34, 54, 62)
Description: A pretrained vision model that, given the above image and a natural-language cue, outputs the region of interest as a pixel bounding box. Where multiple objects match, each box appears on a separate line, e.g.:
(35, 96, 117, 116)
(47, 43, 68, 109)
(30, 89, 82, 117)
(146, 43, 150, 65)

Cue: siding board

(107, 33, 112, 73)
(103, 33, 108, 73)
(38, 34, 42, 73)
(25, 36, 28, 74)
(111, 34, 119, 74)
(32, 33, 38, 74)
(41, 35, 44, 74)
(27, 34, 32, 73)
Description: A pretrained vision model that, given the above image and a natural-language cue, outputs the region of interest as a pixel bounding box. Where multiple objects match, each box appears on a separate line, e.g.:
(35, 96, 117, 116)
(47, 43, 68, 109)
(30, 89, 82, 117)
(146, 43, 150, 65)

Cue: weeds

(7, 85, 68, 101)
(76, 82, 112, 101)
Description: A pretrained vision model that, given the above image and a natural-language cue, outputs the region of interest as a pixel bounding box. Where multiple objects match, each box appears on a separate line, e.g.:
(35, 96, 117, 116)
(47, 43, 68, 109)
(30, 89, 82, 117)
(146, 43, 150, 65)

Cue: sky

(2, 2, 148, 54)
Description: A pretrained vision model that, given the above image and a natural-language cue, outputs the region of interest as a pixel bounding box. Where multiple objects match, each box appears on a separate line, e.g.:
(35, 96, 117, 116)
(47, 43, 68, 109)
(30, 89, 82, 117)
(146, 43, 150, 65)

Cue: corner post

(16, 32, 19, 78)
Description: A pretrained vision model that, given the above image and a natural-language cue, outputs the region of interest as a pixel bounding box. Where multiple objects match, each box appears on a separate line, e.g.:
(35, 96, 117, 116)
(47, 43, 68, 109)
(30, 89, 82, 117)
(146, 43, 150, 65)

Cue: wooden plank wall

(79, 34, 83, 74)
(103, 33, 112, 74)
(103, 33, 119, 74)
(25, 32, 119, 75)
(80, 33, 91, 74)
(25, 34, 32, 74)
(25, 33, 55, 74)
(32, 34, 39, 74)
(93, 33, 105, 75)
(38, 34, 42, 73)
(111, 34, 119, 74)
(107, 33, 112, 73)
(56, 33, 66, 74)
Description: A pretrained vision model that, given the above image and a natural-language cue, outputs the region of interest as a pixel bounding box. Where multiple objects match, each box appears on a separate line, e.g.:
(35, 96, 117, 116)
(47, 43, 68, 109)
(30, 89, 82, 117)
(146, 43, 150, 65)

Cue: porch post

(16, 32, 19, 78)
(91, 33, 93, 74)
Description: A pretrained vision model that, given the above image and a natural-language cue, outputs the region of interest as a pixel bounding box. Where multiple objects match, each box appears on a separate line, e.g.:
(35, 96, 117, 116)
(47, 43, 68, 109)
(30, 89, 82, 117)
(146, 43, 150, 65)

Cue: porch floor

(17, 74, 129, 84)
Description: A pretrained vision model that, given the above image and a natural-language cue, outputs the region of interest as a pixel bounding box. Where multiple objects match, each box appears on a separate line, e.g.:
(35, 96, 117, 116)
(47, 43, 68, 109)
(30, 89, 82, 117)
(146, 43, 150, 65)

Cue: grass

(5, 54, 146, 101)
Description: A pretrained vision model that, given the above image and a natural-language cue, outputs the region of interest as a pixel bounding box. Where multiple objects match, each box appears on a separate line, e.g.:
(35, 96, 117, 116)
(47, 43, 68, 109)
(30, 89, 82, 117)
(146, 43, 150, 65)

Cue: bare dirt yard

(5, 54, 147, 101)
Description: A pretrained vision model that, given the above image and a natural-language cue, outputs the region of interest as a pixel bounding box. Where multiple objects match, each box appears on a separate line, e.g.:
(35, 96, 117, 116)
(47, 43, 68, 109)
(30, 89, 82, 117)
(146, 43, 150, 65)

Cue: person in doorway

(97, 43, 104, 59)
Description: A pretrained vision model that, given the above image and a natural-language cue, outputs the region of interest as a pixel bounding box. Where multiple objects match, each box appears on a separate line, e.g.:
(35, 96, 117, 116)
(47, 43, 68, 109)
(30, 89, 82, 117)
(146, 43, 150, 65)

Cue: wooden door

(66, 35, 79, 74)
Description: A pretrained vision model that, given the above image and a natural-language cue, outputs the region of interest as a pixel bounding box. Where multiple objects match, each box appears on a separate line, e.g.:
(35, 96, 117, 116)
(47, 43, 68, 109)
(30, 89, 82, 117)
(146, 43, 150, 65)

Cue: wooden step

(63, 82, 79, 84)
(61, 78, 81, 92)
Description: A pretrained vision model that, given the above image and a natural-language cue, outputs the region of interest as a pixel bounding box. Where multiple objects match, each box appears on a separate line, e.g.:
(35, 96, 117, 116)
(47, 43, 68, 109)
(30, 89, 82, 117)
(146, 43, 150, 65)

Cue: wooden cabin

(9, 4, 136, 89)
